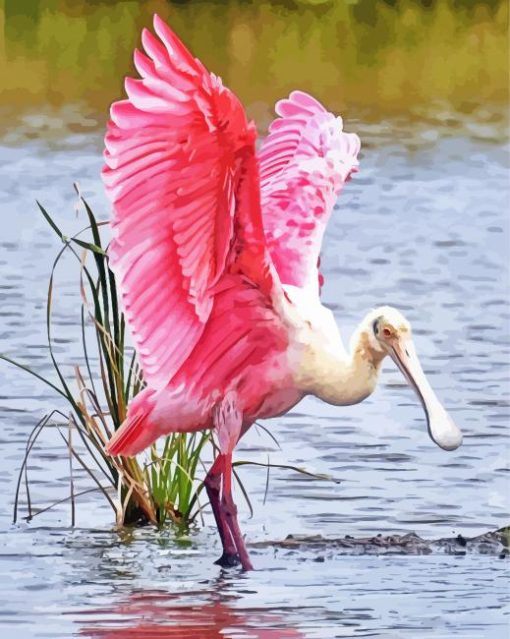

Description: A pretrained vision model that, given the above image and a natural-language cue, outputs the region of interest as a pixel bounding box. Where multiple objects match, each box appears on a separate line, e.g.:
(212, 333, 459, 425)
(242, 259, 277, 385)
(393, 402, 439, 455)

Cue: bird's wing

(103, 15, 278, 391)
(258, 90, 360, 295)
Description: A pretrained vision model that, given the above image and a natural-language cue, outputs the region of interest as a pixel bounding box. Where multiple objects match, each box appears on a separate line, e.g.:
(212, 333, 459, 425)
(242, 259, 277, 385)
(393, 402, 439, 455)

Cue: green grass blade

(21, 486, 111, 521)
(72, 238, 105, 255)
(233, 460, 337, 483)
(14, 412, 53, 523)
(19, 198, 216, 529)
(80, 306, 97, 397)
(55, 427, 117, 512)
(37, 201, 65, 240)
(0, 354, 66, 399)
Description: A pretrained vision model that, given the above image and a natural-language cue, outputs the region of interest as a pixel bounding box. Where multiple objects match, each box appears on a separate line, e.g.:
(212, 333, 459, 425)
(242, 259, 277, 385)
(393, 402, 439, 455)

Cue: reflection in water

(80, 589, 304, 639)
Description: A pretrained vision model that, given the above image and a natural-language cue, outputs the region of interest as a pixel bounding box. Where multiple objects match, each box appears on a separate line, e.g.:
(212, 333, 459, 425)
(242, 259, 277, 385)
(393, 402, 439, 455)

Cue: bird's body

(103, 14, 462, 570)
(109, 283, 386, 456)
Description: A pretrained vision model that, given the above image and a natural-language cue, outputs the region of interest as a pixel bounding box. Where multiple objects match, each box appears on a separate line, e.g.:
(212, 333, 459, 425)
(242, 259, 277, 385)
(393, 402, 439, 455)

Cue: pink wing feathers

(103, 15, 276, 393)
(102, 18, 361, 457)
(259, 90, 361, 294)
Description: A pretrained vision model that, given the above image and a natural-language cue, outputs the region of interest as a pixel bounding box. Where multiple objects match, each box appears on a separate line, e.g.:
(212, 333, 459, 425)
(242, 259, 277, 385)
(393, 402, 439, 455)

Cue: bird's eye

(383, 327, 392, 337)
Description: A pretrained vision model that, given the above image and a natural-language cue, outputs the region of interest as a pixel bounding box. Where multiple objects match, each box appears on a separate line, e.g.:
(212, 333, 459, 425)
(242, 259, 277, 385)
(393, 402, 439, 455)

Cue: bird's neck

(300, 324, 387, 407)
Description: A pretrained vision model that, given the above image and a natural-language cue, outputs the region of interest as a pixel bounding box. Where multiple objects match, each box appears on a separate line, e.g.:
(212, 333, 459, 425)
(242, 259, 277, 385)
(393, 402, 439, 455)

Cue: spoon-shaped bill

(389, 338, 462, 451)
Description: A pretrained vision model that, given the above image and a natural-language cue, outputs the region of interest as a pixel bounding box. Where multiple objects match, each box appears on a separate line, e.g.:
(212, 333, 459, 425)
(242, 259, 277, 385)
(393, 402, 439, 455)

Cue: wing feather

(259, 90, 360, 294)
(103, 14, 276, 390)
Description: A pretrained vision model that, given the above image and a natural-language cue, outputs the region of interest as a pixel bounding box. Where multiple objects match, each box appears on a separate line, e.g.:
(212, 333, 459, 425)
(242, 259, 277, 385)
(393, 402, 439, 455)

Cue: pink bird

(102, 15, 462, 571)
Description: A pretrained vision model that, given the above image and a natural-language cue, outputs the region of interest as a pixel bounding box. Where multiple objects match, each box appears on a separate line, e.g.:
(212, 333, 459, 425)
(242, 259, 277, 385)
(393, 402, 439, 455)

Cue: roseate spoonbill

(102, 14, 462, 571)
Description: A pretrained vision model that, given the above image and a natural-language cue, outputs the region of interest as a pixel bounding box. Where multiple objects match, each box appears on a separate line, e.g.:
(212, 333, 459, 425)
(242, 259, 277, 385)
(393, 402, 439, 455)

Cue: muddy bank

(251, 528, 509, 558)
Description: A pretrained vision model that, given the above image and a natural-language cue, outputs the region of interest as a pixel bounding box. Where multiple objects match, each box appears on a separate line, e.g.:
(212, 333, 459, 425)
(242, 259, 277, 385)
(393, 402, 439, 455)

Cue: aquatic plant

(3, 196, 210, 527)
(3, 196, 326, 529)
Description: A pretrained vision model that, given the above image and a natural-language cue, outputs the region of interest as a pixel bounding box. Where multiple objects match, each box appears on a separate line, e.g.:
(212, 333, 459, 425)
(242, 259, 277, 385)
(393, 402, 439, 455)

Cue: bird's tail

(106, 387, 158, 457)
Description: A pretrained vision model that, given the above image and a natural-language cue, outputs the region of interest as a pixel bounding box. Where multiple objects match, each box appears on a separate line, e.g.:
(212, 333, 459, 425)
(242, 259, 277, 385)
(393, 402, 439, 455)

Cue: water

(0, 105, 508, 637)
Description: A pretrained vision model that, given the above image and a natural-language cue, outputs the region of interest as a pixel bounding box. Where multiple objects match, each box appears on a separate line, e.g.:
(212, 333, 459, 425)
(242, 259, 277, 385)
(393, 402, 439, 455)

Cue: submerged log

(250, 527, 509, 557)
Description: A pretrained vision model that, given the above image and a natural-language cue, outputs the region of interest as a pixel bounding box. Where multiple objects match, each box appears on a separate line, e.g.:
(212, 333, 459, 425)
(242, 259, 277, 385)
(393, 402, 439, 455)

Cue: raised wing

(259, 91, 360, 294)
(103, 15, 275, 391)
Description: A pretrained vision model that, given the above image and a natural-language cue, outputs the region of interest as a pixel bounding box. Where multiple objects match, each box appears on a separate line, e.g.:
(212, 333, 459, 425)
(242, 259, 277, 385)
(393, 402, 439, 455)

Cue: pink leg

(221, 451, 253, 571)
(204, 454, 238, 566)
(212, 393, 254, 571)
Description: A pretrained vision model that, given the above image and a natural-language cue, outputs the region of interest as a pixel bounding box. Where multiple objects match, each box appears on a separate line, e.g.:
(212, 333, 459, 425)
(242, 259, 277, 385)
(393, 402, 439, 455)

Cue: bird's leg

(204, 454, 239, 566)
(221, 451, 254, 571)
(213, 393, 253, 571)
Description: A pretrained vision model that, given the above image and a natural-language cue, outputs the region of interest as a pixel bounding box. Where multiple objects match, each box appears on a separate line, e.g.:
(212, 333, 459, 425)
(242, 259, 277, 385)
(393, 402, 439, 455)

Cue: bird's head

(364, 306, 462, 452)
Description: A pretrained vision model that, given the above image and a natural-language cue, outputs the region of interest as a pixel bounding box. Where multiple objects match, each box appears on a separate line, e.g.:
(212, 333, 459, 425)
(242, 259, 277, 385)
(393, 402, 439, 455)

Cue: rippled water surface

(0, 106, 508, 638)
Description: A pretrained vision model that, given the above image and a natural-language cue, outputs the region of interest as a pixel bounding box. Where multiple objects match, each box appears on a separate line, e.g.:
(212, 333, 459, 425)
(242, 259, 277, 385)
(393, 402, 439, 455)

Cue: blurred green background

(1, 0, 508, 125)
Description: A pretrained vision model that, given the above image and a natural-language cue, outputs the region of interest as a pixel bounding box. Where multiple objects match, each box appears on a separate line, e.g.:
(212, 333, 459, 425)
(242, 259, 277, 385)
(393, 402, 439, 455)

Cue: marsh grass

(4, 197, 333, 529)
(3, 196, 211, 527)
